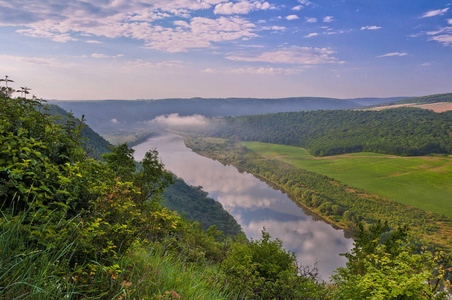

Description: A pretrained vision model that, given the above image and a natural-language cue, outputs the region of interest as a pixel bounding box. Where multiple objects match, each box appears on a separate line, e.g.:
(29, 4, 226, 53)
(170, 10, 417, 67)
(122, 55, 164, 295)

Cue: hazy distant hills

(49, 96, 405, 131)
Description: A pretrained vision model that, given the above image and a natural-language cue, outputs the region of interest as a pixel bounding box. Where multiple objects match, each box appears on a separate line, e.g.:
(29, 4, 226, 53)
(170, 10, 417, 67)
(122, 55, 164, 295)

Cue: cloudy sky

(0, 0, 451, 100)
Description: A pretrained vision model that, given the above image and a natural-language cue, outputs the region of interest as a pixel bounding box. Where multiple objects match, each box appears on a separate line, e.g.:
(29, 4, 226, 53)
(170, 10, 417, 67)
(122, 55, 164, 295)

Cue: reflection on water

(133, 134, 353, 280)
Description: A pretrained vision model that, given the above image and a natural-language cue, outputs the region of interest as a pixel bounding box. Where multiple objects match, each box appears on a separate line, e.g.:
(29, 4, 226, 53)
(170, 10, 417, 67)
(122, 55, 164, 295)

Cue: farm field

(243, 142, 452, 218)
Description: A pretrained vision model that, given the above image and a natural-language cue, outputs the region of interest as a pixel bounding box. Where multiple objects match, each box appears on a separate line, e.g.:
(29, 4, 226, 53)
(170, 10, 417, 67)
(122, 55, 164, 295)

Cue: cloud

(292, 5, 302, 11)
(214, 1, 271, 15)
(226, 46, 339, 65)
(306, 17, 317, 23)
(150, 113, 208, 127)
(2, 1, 263, 53)
(425, 26, 452, 46)
(202, 66, 304, 75)
(323, 16, 334, 23)
(261, 26, 286, 31)
(92, 53, 124, 58)
(421, 7, 449, 18)
(361, 25, 382, 30)
(377, 52, 407, 58)
(286, 15, 299, 21)
(305, 32, 318, 38)
(448, 19, 452, 25)
(86, 40, 102, 44)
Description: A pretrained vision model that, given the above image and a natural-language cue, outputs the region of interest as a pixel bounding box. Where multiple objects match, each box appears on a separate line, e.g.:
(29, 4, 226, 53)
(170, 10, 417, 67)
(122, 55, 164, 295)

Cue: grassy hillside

(243, 142, 452, 218)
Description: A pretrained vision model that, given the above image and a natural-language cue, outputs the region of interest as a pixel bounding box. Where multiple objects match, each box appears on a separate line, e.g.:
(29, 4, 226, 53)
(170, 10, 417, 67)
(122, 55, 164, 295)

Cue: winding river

(133, 134, 353, 280)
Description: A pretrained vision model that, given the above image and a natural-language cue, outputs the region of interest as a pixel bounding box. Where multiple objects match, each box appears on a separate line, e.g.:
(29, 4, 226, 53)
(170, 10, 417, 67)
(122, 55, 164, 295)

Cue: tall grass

(0, 210, 78, 299)
(0, 208, 237, 299)
(116, 243, 235, 299)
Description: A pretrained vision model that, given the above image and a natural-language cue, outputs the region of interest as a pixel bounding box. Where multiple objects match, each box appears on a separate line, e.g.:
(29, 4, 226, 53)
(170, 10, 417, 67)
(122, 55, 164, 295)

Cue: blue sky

(0, 0, 450, 100)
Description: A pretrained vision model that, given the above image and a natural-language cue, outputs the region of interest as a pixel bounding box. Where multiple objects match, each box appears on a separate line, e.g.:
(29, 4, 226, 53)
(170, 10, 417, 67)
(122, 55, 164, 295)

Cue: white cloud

(86, 40, 102, 44)
(3, 1, 263, 53)
(361, 25, 382, 30)
(261, 26, 286, 31)
(226, 46, 339, 65)
(421, 7, 449, 18)
(377, 52, 407, 58)
(323, 16, 334, 23)
(214, 1, 271, 15)
(306, 17, 317, 23)
(305, 32, 318, 38)
(286, 15, 299, 21)
(429, 34, 452, 46)
(426, 26, 452, 46)
(151, 113, 208, 127)
(92, 53, 124, 58)
(292, 5, 302, 11)
(448, 19, 452, 25)
(203, 66, 304, 75)
(420, 62, 431, 67)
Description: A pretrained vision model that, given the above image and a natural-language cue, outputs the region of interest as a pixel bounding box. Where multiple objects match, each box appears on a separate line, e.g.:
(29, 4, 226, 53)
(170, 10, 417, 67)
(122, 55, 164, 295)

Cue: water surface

(133, 134, 353, 280)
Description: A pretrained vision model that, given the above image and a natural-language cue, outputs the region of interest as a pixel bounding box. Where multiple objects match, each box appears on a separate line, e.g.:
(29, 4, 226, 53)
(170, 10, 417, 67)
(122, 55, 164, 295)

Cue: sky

(0, 0, 451, 100)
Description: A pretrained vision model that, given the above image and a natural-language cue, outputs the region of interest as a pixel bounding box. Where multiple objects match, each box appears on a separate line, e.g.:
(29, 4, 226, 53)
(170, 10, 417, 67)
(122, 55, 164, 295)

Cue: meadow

(243, 142, 452, 218)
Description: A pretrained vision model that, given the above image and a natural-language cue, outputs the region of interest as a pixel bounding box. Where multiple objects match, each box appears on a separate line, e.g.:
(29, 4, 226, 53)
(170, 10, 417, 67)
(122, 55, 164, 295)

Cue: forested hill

(393, 93, 452, 104)
(189, 107, 452, 157)
(49, 97, 398, 131)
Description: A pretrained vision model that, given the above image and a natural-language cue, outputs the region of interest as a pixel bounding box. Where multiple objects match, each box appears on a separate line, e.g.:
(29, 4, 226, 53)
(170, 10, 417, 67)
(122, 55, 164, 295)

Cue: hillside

(49, 97, 392, 132)
(393, 93, 452, 104)
(186, 107, 452, 157)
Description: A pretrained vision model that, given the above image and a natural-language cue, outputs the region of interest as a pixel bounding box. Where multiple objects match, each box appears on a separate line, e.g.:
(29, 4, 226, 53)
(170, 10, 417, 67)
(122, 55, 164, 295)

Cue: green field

(243, 142, 452, 218)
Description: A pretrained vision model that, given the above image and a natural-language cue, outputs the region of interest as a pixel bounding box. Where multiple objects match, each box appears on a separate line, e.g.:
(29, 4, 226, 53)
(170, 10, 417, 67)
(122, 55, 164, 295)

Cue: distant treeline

(393, 93, 452, 105)
(190, 107, 452, 156)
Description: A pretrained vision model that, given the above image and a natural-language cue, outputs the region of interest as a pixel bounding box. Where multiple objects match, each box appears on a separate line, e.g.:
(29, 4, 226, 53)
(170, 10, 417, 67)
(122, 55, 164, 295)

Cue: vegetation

(1, 86, 329, 299)
(187, 107, 452, 157)
(185, 136, 452, 252)
(393, 93, 452, 104)
(2, 82, 451, 298)
(331, 221, 451, 299)
(243, 141, 452, 217)
(45, 103, 112, 158)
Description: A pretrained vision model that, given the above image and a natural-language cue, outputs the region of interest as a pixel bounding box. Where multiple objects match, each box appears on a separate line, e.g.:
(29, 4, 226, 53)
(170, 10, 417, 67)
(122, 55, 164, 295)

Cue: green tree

(331, 221, 451, 299)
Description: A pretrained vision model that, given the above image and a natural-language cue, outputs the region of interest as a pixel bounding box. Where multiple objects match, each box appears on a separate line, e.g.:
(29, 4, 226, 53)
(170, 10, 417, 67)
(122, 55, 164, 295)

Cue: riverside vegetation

(1, 84, 451, 299)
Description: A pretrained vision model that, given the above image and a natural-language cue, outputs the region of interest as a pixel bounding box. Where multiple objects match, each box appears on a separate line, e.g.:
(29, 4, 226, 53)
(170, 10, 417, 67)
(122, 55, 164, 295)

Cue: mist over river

(133, 133, 353, 280)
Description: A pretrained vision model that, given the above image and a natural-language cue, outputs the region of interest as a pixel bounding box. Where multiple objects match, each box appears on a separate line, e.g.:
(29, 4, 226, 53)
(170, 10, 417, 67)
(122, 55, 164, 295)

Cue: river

(133, 133, 353, 280)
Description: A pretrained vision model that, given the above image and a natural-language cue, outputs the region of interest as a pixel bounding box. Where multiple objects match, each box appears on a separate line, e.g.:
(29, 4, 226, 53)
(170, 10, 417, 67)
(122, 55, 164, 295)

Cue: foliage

(187, 107, 452, 157)
(222, 229, 331, 299)
(331, 221, 452, 299)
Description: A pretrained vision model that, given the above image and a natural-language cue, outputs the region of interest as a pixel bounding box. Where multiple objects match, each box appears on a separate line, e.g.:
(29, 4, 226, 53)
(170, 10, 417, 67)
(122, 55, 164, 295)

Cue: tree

(0, 75, 13, 88)
(331, 220, 451, 299)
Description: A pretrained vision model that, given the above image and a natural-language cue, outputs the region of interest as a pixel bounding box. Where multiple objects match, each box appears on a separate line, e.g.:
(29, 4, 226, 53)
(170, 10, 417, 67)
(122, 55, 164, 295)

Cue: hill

(49, 97, 399, 132)
(187, 107, 452, 157)
(393, 93, 452, 105)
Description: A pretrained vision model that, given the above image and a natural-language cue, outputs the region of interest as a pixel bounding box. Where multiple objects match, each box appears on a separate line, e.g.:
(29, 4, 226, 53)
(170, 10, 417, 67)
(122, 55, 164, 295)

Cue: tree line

(188, 107, 452, 157)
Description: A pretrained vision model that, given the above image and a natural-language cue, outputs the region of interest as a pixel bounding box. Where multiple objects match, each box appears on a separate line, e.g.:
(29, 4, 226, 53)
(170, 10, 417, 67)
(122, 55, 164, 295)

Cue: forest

(1, 86, 451, 299)
(186, 107, 452, 157)
(393, 93, 452, 105)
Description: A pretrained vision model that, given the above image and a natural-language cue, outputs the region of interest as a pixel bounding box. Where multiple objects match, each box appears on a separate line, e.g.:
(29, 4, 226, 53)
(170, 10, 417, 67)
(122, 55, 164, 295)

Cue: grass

(243, 141, 452, 218)
(0, 209, 235, 300)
